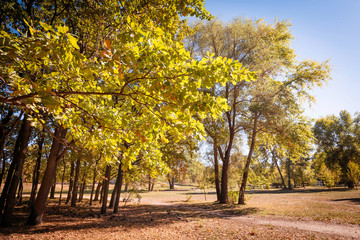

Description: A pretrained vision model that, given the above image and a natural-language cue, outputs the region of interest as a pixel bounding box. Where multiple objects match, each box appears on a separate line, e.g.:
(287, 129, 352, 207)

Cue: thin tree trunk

(94, 181, 101, 202)
(78, 164, 87, 202)
(238, 116, 258, 205)
(101, 165, 111, 214)
(150, 178, 155, 191)
(65, 159, 75, 204)
(124, 182, 128, 192)
(1, 116, 31, 227)
(99, 179, 105, 205)
(274, 158, 287, 189)
(168, 175, 175, 189)
(0, 153, 6, 189)
(213, 138, 221, 202)
(113, 163, 123, 214)
(59, 159, 66, 205)
(109, 176, 118, 209)
(30, 130, 45, 205)
(27, 126, 67, 225)
(49, 175, 56, 199)
(148, 174, 152, 191)
(71, 158, 81, 207)
(0, 111, 21, 188)
(287, 158, 292, 190)
(89, 154, 100, 205)
(17, 177, 23, 205)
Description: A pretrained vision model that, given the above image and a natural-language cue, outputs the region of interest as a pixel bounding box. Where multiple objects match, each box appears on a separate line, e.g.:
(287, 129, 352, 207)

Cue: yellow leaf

(67, 33, 79, 49)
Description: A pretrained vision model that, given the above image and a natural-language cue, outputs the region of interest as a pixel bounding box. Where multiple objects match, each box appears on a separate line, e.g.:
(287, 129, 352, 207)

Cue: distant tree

(314, 110, 360, 188)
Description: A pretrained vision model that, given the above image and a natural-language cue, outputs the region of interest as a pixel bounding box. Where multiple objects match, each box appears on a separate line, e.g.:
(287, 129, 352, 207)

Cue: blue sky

(201, 0, 360, 119)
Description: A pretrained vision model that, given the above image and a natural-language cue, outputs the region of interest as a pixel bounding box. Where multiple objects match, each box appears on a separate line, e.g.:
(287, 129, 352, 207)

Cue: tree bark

(78, 164, 87, 202)
(1, 115, 31, 227)
(238, 116, 258, 205)
(65, 159, 75, 204)
(71, 157, 81, 207)
(99, 179, 105, 205)
(27, 126, 67, 225)
(101, 165, 111, 214)
(94, 181, 101, 202)
(213, 138, 221, 202)
(49, 175, 56, 199)
(168, 175, 175, 190)
(17, 177, 23, 205)
(0, 112, 22, 189)
(150, 178, 155, 191)
(109, 171, 118, 209)
(286, 158, 292, 190)
(89, 155, 100, 205)
(30, 130, 45, 205)
(0, 153, 6, 189)
(273, 154, 287, 189)
(148, 174, 152, 191)
(59, 159, 66, 205)
(113, 163, 123, 213)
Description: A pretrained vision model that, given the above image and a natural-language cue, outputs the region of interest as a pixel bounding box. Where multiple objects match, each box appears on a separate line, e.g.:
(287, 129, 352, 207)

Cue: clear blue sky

(201, 0, 360, 119)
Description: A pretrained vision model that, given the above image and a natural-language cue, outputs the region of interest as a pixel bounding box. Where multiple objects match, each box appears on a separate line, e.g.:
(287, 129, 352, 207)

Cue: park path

(142, 198, 360, 239)
(230, 215, 360, 239)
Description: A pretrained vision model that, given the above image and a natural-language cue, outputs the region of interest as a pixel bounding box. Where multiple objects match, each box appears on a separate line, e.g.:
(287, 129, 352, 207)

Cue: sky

(200, 0, 360, 119)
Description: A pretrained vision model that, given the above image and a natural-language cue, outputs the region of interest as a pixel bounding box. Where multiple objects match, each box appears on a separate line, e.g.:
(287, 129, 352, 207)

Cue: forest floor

(0, 186, 359, 239)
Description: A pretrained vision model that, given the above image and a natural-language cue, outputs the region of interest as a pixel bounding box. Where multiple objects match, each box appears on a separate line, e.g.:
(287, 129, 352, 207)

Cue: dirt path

(231, 215, 360, 239)
(144, 198, 360, 239)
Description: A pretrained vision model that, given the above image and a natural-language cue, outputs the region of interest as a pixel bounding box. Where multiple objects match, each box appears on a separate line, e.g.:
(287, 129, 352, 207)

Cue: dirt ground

(0, 186, 359, 239)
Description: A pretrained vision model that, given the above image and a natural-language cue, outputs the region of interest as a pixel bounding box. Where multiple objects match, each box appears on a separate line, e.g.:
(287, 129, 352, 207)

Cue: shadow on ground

(183, 187, 351, 196)
(332, 198, 360, 205)
(0, 200, 260, 236)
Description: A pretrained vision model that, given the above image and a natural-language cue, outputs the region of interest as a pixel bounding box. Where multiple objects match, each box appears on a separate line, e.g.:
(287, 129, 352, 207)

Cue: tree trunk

(287, 158, 292, 190)
(113, 163, 123, 213)
(94, 181, 101, 202)
(65, 159, 75, 204)
(27, 126, 67, 225)
(0, 153, 6, 189)
(101, 165, 111, 214)
(148, 175, 152, 191)
(213, 138, 221, 202)
(168, 175, 175, 190)
(30, 130, 45, 205)
(219, 150, 230, 203)
(17, 177, 23, 205)
(99, 179, 105, 205)
(124, 182, 128, 192)
(1, 116, 31, 227)
(275, 158, 287, 189)
(150, 178, 155, 191)
(109, 169, 119, 209)
(89, 155, 100, 206)
(59, 159, 66, 205)
(238, 116, 258, 205)
(78, 164, 87, 202)
(0, 111, 20, 188)
(71, 158, 81, 207)
(49, 175, 56, 199)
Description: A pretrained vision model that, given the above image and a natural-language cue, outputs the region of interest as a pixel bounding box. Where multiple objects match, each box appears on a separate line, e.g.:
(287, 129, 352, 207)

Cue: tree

(1, 0, 252, 225)
(314, 111, 360, 188)
(187, 18, 330, 204)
